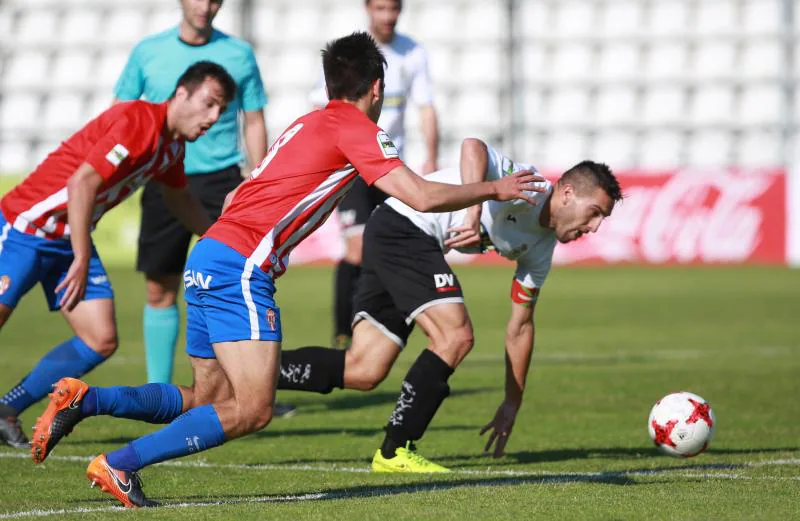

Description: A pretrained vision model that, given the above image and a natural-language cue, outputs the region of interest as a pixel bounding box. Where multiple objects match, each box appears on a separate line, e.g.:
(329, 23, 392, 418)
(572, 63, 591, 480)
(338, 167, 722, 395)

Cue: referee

(114, 1, 292, 416)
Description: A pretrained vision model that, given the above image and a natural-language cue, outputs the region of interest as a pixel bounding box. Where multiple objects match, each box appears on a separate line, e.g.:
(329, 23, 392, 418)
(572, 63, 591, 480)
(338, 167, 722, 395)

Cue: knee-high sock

(382, 349, 454, 458)
(106, 404, 226, 473)
(143, 304, 179, 384)
(81, 383, 183, 424)
(333, 261, 361, 338)
(0, 337, 105, 415)
(277, 347, 346, 394)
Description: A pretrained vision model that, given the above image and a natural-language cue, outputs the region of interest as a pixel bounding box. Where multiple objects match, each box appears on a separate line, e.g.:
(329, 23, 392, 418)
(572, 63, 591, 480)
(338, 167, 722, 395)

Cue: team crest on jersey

(0, 275, 10, 295)
(104, 144, 129, 167)
(377, 131, 399, 159)
(266, 308, 277, 331)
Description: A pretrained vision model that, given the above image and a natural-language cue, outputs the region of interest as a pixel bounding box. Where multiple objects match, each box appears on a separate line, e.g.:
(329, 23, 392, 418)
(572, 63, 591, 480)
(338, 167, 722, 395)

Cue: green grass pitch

(1, 265, 798, 520)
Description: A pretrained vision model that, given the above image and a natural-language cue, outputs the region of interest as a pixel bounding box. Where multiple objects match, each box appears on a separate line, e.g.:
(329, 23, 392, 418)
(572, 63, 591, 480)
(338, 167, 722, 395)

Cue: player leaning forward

(277, 139, 623, 471)
(30, 32, 541, 508)
(0, 62, 234, 448)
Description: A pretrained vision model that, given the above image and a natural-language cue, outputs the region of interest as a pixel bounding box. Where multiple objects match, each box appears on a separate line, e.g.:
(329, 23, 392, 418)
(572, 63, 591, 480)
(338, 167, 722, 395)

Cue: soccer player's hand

(56, 258, 90, 312)
(445, 207, 482, 250)
(480, 401, 519, 458)
(492, 170, 546, 204)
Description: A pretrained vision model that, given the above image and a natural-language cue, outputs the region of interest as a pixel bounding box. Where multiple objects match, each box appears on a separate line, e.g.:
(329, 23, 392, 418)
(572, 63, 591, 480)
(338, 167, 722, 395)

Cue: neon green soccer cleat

(371, 442, 450, 473)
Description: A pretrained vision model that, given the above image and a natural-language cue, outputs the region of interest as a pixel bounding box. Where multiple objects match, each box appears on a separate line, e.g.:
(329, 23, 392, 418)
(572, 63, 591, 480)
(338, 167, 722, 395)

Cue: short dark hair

(322, 32, 386, 101)
(173, 61, 237, 102)
(558, 161, 624, 202)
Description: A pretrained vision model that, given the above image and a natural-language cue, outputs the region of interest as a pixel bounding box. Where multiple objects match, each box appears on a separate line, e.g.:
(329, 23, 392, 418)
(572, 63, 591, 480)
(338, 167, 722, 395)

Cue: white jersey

(385, 146, 557, 291)
(309, 32, 434, 157)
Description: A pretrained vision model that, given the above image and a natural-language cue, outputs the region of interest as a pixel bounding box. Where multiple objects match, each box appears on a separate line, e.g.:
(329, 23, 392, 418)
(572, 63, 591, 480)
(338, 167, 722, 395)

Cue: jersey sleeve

(113, 44, 145, 101)
(337, 120, 404, 186)
(154, 146, 188, 189)
(486, 145, 549, 207)
(83, 114, 148, 181)
(408, 46, 435, 106)
(239, 47, 268, 112)
(511, 249, 552, 306)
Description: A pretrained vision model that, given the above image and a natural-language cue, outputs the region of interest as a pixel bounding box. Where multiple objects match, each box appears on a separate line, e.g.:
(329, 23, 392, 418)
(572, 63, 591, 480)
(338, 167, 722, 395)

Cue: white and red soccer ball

(648, 392, 715, 458)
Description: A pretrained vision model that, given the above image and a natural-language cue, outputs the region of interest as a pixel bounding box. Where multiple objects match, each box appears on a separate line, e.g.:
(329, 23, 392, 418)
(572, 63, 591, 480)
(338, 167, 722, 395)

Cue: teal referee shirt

(114, 27, 268, 175)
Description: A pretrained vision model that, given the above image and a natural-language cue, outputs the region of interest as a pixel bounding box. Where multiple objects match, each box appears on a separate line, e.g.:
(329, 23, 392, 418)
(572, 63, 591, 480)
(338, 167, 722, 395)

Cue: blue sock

(81, 383, 183, 424)
(0, 337, 104, 414)
(143, 305, 179, 384)
(106, 404, 226, 472)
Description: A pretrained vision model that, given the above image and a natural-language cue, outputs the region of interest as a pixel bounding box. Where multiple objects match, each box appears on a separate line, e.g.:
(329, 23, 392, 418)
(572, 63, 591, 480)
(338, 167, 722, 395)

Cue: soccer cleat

(87, 454, 158, 508)
(273, 402, 297, 418)
(371, 442, 450, 473)
(0, 415, 30, 449)
(31, 377, 88, 463)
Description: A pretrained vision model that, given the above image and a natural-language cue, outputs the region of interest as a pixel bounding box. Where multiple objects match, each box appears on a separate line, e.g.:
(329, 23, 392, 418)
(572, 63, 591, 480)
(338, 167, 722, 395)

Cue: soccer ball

(648, 391, 715, 458)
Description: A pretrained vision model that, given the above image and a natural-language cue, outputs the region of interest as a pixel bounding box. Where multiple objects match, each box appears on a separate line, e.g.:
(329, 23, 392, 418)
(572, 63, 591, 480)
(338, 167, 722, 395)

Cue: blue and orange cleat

(31, 377, 88, 463)
(87, 454, 158, 508)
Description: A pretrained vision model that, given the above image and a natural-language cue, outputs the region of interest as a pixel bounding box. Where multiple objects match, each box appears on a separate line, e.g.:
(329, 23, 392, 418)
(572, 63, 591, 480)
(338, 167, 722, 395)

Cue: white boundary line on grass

(0, 454, 798, 519)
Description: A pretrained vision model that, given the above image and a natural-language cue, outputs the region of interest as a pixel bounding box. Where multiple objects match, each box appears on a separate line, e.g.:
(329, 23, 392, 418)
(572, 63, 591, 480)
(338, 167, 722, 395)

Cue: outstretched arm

(480, 288, 536, 458)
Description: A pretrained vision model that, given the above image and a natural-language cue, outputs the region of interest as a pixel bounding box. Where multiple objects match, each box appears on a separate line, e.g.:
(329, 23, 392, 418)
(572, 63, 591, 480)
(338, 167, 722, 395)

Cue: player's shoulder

(210, 28, 257, 57)
(133, 27, 180, 54)
(392, 33, 424, 53)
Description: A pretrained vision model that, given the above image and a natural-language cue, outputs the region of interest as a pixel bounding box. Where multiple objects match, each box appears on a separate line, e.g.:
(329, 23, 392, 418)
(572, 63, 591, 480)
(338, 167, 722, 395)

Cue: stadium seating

(0, 0, 793, 174)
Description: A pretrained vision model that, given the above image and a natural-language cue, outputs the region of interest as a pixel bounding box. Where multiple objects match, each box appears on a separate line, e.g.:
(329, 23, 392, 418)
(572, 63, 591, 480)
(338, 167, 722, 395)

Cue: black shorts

(353, 205, 464, 348)
(336, 177, 386, 236)
(136, 165, 242, 275)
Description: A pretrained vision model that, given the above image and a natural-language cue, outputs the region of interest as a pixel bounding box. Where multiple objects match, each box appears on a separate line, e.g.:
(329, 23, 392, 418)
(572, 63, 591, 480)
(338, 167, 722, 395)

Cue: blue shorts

(184, 238, 282, 359)
(0, 213, 113, 311)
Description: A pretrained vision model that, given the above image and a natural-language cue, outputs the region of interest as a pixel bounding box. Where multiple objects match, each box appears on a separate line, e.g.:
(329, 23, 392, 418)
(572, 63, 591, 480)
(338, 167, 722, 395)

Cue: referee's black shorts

(136, 165, 242, 276)
(353, 205, 465, 349)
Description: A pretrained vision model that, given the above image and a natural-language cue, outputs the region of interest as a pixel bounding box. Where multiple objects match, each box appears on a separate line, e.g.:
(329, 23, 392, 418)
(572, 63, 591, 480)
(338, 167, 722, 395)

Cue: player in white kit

(310, 0, 439, 348)
(275, 138, 623, 472)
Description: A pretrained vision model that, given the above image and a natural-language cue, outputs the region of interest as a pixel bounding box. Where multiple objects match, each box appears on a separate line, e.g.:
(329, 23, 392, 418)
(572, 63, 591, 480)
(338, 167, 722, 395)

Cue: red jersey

(1, 101, 186, 240)
(207, 101, 403, 277)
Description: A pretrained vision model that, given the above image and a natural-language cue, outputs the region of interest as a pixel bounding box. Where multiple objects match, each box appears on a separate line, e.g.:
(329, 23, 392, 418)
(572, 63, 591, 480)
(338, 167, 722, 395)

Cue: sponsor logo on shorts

(104, 144, 129, 167)
(376, 131, 399, 159)
(0, 275, 10, 295)
(266, 308, 277, 331)
(183, 270, 213, 290)
(433, 273, 459, 293)
(89, 275, 109, 285)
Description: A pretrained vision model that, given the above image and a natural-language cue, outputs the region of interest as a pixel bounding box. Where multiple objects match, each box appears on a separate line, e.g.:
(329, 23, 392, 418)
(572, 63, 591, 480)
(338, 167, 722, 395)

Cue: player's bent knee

(81, 330, 119, 358)
(243, 404, 273, 432)
(0, 305, 12, 329)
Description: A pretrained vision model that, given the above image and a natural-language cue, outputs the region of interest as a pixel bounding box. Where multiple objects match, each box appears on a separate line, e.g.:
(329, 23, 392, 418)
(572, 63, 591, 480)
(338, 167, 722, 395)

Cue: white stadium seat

(450, 89, 501, 128)
(516, 1, 551, 35)
(639, 131, 683, 169)
(267, 92, 312, 131)
(690, 86, 734, 125)
(740, 41, 782, 79)
(462, 4, 507, 41)
(42, 94, 84, 133)
(694, 0, 737, 35)
(149, 7, 181, 34)
(61, 9, 101, 45)
(87, 93, 114, 120)
(645, 43, 686, 79)
(550, 44, 594, 81)
(427, 46, 455, 85)
(553, 1, 595, 38)
(213, 7, 240, 34)
(687, 131, 733, 167)
(738, 131, 782, 167)
(693, 42, 736, 78)
(52, 51, 93, 89)
(520, 44, 548, 82)
(590, 131, 636, 170)
(16, 9, 58, 45)
(523, 89, 546, 123)
(282, 6, 321, 43)
(416, 4, 459, 42)
(597, 43, 640, 79)
(2, 51, 49, 89)
(96, 50, 130, 90)
(544, 131, 587, 168)
(600, 0, 642, 37)
(0, 141, 31, 174)
(739, 86, 782, 126)
(546, 88, 590, 125)
(595, 87, 637, 126)
(103, 8, 146, 45)
(321, 5, 365, 41)
(647, 1, 690, 36)
(456, 46, 504, 87)
(265, 49, 319, 89)
(642, 87, 685, 125)
(251, 5, 281, 45)
(0, 93, 40, 132)
(742, 0, 781, 34)
(31, 141, 62, 168)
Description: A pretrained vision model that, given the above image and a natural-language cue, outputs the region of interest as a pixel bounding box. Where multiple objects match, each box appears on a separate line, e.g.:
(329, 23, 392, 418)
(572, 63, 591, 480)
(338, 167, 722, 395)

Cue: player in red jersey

(32, 33, 543, 508)
(0, 62, 235, 450)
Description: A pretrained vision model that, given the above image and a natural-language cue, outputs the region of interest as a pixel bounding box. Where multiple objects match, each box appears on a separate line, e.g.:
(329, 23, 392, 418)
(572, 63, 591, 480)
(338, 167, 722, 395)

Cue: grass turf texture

(0, 265, 798, 520)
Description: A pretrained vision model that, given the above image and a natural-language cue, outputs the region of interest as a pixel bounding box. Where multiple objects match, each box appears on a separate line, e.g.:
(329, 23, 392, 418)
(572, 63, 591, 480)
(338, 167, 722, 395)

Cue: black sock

(381, 349, 454, 458)
(334, 261, 361, 338)
(277, 347, 345, 394)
